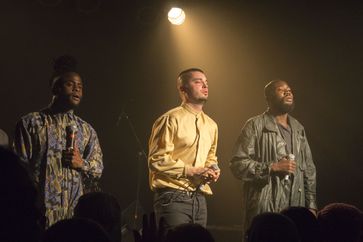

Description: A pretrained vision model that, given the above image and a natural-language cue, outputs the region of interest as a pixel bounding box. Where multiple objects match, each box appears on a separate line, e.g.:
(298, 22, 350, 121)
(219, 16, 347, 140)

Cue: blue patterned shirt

(13, 107, 103, 227)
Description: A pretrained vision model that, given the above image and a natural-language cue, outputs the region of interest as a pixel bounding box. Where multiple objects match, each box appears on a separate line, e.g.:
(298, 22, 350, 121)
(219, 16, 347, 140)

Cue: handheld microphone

(284, 154, 295, 181)
(204, 163, 220, 182)
(209, 163, 220, 171)
(196, 163, 220, 192)
(66, 125, 78, 150)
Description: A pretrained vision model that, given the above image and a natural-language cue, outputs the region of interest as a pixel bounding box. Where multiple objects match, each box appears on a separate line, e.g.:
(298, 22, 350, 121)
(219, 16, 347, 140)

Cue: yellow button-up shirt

(148, 103, 219, 195)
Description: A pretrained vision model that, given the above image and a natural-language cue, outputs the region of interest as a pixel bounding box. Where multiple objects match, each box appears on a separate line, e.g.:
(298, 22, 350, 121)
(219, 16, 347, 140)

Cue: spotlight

(168, 7, 186, 25)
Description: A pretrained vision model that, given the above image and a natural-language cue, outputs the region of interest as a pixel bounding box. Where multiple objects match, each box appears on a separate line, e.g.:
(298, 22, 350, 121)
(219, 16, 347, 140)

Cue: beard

(271, 98, 295, 114)
(197, 96, 208, 103)
(185, 91, 208, 104)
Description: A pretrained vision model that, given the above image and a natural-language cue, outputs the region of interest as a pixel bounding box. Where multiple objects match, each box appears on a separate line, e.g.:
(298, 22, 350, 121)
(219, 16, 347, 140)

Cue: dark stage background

(1, 0, 363, 241)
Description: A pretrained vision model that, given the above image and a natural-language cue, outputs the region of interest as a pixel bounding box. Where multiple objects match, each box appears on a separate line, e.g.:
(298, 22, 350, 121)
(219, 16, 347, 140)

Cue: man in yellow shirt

(148, 68, 220, 231)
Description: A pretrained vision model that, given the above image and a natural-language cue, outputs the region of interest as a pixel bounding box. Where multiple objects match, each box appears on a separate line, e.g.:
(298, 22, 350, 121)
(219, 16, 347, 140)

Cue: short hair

(177, 68, 205, 89)
(264, 79, 287, 101)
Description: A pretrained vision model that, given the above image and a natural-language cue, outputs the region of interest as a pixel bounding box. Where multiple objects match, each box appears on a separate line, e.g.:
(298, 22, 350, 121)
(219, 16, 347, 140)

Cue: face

(182, 71, 208, 104)
(269, 81, 295, 113)
(56, 73, 83, 108)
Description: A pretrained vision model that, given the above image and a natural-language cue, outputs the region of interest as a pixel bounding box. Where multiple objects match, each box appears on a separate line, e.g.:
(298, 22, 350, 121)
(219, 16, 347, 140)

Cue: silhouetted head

(318, 203, 363, 242)
(166, 223, 214, 242)
(44, 218, 111, 242)
(0, 147, 42, 242)
(74, 192, 121, 242)
(281, 206, 320, 242)
(246, 212, 300, 242)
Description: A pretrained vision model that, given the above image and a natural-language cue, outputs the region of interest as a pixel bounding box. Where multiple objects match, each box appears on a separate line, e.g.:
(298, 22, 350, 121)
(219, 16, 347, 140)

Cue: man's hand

(270, 157, 296, 175)
(62, 143, 84, 169)
(185, 166, 220, 183)
(206, 166, 220, 182)
(185, 166, 209, 178)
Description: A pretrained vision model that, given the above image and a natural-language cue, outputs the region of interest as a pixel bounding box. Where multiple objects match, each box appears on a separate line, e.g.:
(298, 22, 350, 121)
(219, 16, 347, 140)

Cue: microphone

(209, 163, 220, 172)
(66, 125, 78, 150)
(284, 154, 295, 181)
(196, 163, 220, 192)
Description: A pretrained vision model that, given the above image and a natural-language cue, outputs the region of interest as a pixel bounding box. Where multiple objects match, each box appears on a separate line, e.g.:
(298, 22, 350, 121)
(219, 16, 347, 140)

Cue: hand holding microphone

(185, 164, 220, 183)
(284, 154, 295, 181)
(63, 125, 84, 169)
(194, 164, 220, 192)
(203, 163, 221, 183)
(66, 125, 77, 150)
(270, 154, 296, 180)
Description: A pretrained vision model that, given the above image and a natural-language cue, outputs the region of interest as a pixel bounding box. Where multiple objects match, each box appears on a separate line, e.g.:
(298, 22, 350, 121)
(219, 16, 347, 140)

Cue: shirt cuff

(182, 164, 191, 178)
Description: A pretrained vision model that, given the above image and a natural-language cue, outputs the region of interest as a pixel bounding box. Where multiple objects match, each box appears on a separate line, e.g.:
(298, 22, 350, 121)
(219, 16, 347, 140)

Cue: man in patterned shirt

(13, 57, 103, 228)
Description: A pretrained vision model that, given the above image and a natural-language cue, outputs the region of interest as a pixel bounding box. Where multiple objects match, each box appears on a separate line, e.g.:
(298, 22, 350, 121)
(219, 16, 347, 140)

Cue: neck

(185, 101, 204, 112)
(49, 97, 73, 113)
(268, 108, 288, 126)
(275, 114, 289, 126)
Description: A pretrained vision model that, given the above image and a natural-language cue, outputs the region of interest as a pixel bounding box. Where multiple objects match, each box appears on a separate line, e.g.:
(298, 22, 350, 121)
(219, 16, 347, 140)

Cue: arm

(229, 120, 270, 184)
(80, 127, 103, 179)
(302, 131, 317, 210)
(13, 118, 32, 163)
(148, 115, 188, 179)
(205, 126, 218, 168)
(204, 126, 220, 182)
(63, 127, 103, 192)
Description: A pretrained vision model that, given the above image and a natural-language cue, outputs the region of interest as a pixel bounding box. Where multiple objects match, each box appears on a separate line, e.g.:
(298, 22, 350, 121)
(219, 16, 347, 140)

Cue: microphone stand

(117, 111, 147, 230)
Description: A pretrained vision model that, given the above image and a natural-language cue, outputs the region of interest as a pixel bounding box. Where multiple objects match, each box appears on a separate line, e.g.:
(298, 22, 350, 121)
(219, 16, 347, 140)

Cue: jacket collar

(263, 111, 279, 133)
(263, 110, 302, 132)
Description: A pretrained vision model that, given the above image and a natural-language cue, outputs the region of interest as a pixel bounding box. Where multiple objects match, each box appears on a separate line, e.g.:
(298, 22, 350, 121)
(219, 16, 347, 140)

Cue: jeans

(153, 188, 207, 232)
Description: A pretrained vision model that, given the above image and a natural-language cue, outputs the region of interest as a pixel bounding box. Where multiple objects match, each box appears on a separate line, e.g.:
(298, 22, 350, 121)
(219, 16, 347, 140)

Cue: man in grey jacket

(230, 80, 317, 242)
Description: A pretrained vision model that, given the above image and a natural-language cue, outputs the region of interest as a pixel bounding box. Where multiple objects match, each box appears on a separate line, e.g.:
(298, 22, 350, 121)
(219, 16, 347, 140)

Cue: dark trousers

(153, 188, 207, 232)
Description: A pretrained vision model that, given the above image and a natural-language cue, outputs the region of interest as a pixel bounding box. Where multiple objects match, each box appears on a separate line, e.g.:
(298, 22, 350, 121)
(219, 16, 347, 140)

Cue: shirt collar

(181, 103, 203, 117)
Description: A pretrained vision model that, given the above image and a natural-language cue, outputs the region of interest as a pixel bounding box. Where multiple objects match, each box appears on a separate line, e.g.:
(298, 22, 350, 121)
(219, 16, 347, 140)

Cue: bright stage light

(168, 7, 186, 25)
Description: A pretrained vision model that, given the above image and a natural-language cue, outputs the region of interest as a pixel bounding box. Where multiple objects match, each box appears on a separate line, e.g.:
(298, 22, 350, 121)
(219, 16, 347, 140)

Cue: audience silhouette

(0, 147, 42, 242)
(318, 203, 363, 242)
(246, 212, 300, 242)
(74, 192, 122, 242)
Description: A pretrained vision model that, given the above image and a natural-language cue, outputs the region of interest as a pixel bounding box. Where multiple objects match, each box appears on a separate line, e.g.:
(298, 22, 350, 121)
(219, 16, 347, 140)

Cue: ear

(51, 76, 63, 96)
(52, 85, 59, 96)
(52, 82, 64, 96)
(51, 86, 57, 95)
(180, 85, 189, 93)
